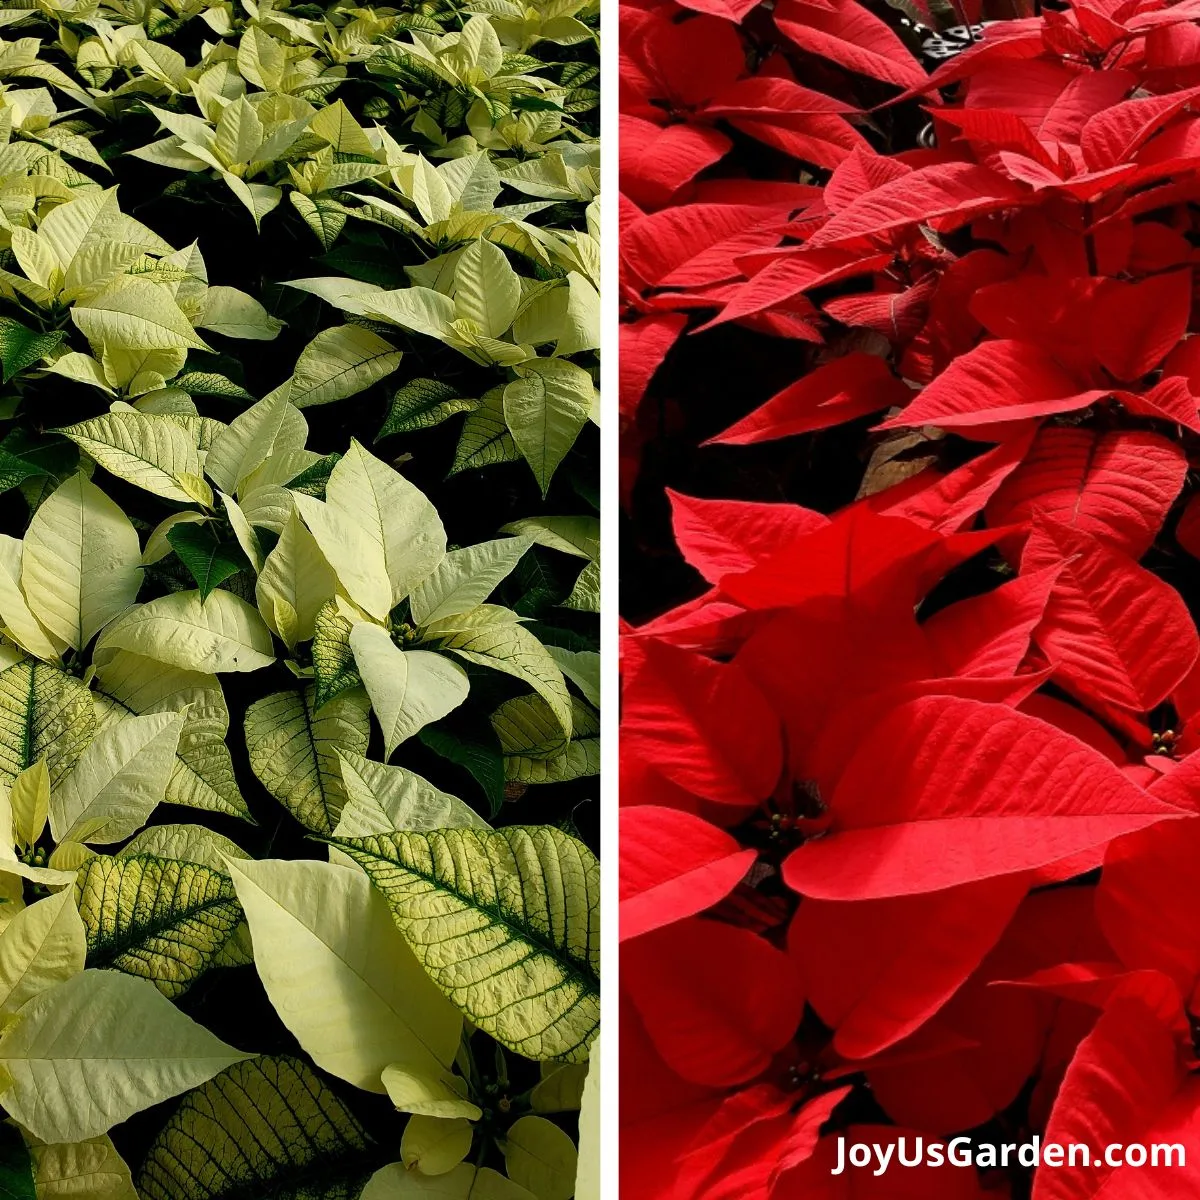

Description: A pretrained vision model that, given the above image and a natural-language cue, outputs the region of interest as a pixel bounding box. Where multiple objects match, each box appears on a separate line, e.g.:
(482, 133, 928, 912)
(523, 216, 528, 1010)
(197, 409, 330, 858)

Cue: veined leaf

(27, 1133, 137, 1200)
(410, 536, 533, 626)
(294, 441, 445, 620)
(430, 609, 571, 739)
(0, 318, 62, 383)
(138, 1056, 376, 1200)
(334, 827, 600, 1061)
(0, 660, 95, 787)
(350, 623, 470, 758)
(20, 473, 141, 651)
(450, 386, 521, 475)
(166, 523, 248, 602)
(0, 969, 249, 1143)
(0, 889, 86, 1021)
(244, 687, 370, 835)
(120, 825, 249, 875)
(96, 590, 275, 674)
(312, 601, 363, 710)
(493, 695, 598, 784)
(58, 411, 211, 506)
(75, 854, 242, 997)
(333, 750, 488, 837)
(50, 709, 184, 845)
(92, 651, 249, 822)
(228, 858, 462, 1090)
(503, 360, 594, 496)
(378, 379, 478, 439)
(288, 325, 403, 409)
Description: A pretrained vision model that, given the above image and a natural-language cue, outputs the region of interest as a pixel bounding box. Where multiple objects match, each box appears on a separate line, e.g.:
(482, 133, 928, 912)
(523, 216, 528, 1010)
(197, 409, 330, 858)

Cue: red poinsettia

(621, 0, 1200, 1193)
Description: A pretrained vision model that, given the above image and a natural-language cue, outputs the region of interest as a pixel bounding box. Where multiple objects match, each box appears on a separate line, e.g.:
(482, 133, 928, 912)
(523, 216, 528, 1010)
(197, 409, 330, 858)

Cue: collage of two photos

(0, 0, 1196, 1194)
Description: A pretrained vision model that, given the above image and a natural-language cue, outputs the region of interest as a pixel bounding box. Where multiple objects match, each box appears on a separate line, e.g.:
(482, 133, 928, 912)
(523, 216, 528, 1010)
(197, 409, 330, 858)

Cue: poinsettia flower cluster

(620, 0, 1200, 1194)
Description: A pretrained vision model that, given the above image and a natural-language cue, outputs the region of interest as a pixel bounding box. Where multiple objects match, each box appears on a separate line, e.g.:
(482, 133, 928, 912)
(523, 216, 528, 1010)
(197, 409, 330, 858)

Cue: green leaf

(243, 687, 370, 835)
(291, 192, 347, 251)
(75, 853, 243, 998)
(492, 696, 598, 784)
(312, 601, 363, 710)
(0, 317, 62, 383)
(378, 379, 478, 440)
(334, 827, 600, 1061)
(138, 1055, 375, 1200)
(450, 385, 521, 475)
(167, 523, 249, 601)
(0, 1123, 34, 1200)
(0, 660, 95, 788)
(285, 453, 341, 498)
(228, 858, 462, 1090)
(418, 718, 505, 816)
(174, 372, 254, 401)
(0, 969, 249, 1143)
(350, 623, 470, 758)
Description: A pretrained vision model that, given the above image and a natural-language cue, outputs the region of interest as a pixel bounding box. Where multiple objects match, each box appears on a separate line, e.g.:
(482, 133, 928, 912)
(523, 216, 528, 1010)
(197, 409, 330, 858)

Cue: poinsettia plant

(621, 0, 1200, 1195)
(0, 0, 599, 1194)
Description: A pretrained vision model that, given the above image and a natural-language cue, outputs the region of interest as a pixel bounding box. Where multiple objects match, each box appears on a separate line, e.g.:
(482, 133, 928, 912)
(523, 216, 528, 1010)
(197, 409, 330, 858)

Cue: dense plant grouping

(0, 0, 599, 1194)
(620, 0, 1200, 1195)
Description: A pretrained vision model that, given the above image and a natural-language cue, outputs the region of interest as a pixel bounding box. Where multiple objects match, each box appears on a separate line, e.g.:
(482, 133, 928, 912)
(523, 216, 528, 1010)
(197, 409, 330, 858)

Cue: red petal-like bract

(621, 639, 783, 805)
(624, 917, 805, 1086)
(620, 0, 1200, 1191)
(620, 806, 757, 941)
(783, 695, 1181, 900)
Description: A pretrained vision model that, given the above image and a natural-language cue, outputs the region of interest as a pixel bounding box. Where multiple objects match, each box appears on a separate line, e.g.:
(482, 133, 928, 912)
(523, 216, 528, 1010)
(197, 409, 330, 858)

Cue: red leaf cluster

(620, 0, 1200, 1193)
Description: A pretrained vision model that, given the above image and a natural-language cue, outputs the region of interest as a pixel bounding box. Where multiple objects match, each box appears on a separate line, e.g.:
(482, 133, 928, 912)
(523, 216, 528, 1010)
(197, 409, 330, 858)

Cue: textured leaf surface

(0, 969, 248, 1143)
(244, 688, 370, 834)
(138, 1056, 375, 1200)
(75, 853, 242, 997)
(228, 857, 462, 1090)
(0, 661, 94, 787)
(335, 826, 600, 1061)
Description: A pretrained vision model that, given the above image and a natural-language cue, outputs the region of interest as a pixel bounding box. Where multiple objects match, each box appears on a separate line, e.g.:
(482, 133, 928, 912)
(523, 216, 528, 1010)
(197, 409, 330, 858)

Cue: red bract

(621, 0, 1200, 1193)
